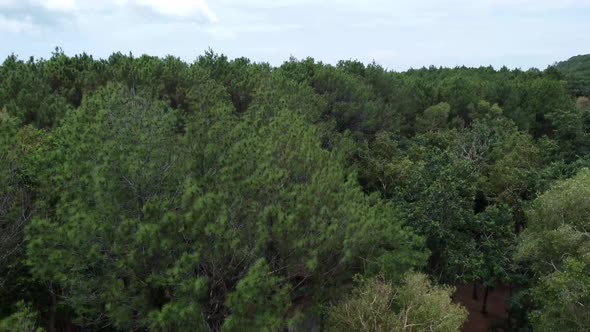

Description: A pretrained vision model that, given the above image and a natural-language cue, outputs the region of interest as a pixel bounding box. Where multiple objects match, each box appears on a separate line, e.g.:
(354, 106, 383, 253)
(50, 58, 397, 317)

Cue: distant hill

(555, 54, 590, 96)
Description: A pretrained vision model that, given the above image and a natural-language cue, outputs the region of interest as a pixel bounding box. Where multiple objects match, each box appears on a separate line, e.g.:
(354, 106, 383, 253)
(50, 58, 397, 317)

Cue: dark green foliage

(554, 54, 590, 96)
(222, 259, 290, 331)
(0, 55, 72, 127)
(0, 111, 44, 318)
(0, 50, 587, 331)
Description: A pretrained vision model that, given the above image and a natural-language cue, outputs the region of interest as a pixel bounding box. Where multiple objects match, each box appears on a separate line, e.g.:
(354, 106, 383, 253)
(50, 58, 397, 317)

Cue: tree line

(1, 48, 590, 331)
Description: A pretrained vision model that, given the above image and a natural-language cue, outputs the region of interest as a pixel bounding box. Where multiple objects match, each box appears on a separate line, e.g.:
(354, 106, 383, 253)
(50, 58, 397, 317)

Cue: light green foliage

(518, 169, 590, 330)
(393, 273, 467, 332)
(529, 258, 590, 332)
(0, 301, 45, 332)
(469, 100, 503, 121)
(518, 168, 590, 273)
(576, 96, 590, 110)
(327, 273, 467, 332)
(416, 102, 450, 133)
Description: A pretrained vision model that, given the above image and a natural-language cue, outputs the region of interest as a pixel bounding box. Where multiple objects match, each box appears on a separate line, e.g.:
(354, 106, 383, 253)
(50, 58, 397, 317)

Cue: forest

(1, 48, 590, 331)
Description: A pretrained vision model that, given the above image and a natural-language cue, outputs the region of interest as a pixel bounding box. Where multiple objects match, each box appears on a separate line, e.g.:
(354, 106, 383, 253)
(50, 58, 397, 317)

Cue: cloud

(206, 26, 237, 40)
(0, 0, 219, 31)
(1, 0, 589, 71)
(0, 0, 18, 7)
(0, 15, 39, 33)
(477, 0, 589, 8)
(124, 0, 219, 22)
(39, 0, 77, 12)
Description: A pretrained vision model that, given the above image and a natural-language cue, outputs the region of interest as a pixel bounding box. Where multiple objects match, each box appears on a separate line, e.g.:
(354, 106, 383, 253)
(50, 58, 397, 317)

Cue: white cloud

(155, 0, 217, 22)
(0, 15, 39, 33)
(0, 0, 17, 7)
(206, 26, 237, 39)
(38, 0, 77, 12)
(1, 0, 589, 70)
(476, 0, 589, 9)
(117, 0, 218, 22)
(0, 0, 219, 23)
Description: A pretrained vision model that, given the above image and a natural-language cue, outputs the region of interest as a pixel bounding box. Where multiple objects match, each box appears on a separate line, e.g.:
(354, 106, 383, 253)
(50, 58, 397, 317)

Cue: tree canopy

(1, 49, 589, 331)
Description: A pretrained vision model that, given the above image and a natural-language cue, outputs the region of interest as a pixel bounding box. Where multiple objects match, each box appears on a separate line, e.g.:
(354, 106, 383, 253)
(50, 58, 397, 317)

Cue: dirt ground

(452, 284, 512, 332)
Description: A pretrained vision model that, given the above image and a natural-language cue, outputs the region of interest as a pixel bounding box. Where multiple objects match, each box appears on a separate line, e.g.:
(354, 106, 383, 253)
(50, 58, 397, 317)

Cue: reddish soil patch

(452, 284, 511, 332)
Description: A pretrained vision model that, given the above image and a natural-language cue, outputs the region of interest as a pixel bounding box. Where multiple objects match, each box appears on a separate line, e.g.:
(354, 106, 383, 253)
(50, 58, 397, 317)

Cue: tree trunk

(48, 283, 56, 332)
(481, 287, 490, 314)
(472, 283, 478, 300)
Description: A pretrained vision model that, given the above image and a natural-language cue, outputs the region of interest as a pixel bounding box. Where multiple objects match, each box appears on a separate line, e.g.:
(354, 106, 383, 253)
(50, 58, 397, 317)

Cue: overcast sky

(1, 0, 589, 70)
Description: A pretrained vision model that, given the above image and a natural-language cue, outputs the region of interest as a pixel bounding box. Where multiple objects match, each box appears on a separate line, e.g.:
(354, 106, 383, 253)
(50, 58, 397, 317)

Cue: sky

(0, 0, 589, 70)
